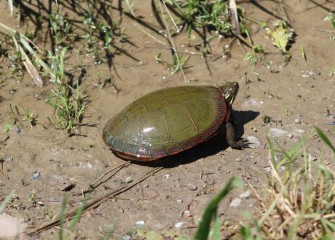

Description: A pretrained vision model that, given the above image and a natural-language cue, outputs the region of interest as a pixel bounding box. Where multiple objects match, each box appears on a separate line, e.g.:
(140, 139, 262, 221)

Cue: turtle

(102, 82, 248, 161)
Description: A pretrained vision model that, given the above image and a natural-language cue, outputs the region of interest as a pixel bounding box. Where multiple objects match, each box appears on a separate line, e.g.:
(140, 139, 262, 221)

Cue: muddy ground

(0, 0, 335, 239)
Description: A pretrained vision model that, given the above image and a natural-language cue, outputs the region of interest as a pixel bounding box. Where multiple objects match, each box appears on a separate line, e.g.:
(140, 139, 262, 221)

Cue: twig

(86, 162, 132, 192)
(28, 166, 163, 235)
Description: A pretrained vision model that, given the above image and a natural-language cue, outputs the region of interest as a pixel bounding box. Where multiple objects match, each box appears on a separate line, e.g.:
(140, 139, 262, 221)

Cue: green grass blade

(210, 216, 220, 240)
(0, 190, 15, 213)
(315, 127, 335, 154)
(193, 176, 243, 240)
(68, 195, 89, 231)
(59, 195, 68, 240)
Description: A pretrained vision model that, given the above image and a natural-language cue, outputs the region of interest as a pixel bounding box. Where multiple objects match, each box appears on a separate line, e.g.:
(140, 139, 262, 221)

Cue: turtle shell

(102, 85, 229, 161)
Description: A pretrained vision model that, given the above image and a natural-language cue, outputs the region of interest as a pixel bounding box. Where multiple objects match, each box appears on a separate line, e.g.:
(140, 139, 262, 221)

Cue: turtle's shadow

(135, 110, 259, 168)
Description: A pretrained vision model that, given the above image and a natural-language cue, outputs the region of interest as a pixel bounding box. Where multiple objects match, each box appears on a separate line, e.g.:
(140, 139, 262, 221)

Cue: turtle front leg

(225, 121, 249, 149)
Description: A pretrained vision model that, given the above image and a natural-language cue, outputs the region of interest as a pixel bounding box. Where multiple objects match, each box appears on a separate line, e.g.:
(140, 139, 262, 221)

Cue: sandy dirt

(0, 0, 334, 239)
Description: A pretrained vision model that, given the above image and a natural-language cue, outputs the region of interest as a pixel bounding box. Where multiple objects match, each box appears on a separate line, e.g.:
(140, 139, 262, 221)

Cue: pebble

(264, 166, 271, 172)
(135, 220, 145, 228)
(174, 221, 184, 228)
(242, 99, 263, 109)
(187, 183, 197, 191)
(3, 156, 13, 162)
(78, 162, 93, 169)
(125, 176, 133, 183)
(15, 127, 21, 134)
(300, 70, 321, 78)
(62, 182, 75, 192)
(239, 190, 251, 199)
(230, 198, 242, 207)
(184, 210, 192, 217)
(294, 118, 301, 124)
(163, 174, 171, 179)
(292, 129, 305, 136)
(31, 171, 40, 180)
(269, 128, 288, 137)
(176, 199, 183, 203)
(245, 136, 261, 148)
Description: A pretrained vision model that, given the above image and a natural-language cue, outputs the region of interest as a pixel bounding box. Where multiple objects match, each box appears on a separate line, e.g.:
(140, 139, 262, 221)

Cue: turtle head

(220, 82, 239, 106)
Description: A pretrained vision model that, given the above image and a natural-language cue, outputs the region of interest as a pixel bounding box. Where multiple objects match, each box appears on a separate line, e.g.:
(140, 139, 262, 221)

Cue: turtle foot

(228, 138, 249, 149)
(225, 121, 261, 149)
(230, 136, 261, 149)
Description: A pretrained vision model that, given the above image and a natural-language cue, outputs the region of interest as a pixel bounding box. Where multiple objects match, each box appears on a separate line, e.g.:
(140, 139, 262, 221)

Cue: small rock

(269, 128, 288, 137)
(62, 182, 75, 192)
(294, 118, 301, 124)
(264, 166, 271, 172)
(239, 191, 251, 199)
(174, 221, 184, 228)
(187, 184, 197, 191)
(3, 156, 13, 162)
(230, 198, 242, 207)
(78, 162, 93, 169)
(125, 176, 133, 183)
(184, 210, 192, 217)
(279, 166, 286, 172)
(163, 174, 171, 179)
(275, 154, 283, 162)
(245, 136, 261, 148)
(242, 99, 263, 109)
(122, 235, 131, 240)
(135, 220, 145, 228)
(15, 126, 21, 134)
(292, 129, 305, 136)
(31, 171, 40, 181)
(235, 158, 241, 162)
(287, 133, 293, 138)
(177, 199, 183, 203)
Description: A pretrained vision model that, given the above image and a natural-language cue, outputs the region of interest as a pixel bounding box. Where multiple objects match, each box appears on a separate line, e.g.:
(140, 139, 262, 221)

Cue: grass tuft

(46, 48, 85, 135)
(242, 128, 335, 239)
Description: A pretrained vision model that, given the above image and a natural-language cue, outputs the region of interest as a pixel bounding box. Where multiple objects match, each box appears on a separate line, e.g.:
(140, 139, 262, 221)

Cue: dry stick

(88, 162, 132, 191)
(229, 0, 254, 50)
(229, 0, 241, 36)
(28, 166, 163, 235)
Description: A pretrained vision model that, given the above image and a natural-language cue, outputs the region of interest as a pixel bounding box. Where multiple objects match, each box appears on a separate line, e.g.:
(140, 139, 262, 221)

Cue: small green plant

(330, 67, 335, 77)
(22, 109, 38, 126)
(49, 4, 74, 47)
(5, 104, 38, 129)
(82, 1, 125, 58)
(243, 45, 265, 65)
(324, 12, 335, 40)
(266, 19, 294, 61)
(0, 23, 52, 86)
(46, 48, 85, 135)
(166, 0, 241, 37)
(155, 52, 189, 75)
(3, 123, 12, 133)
